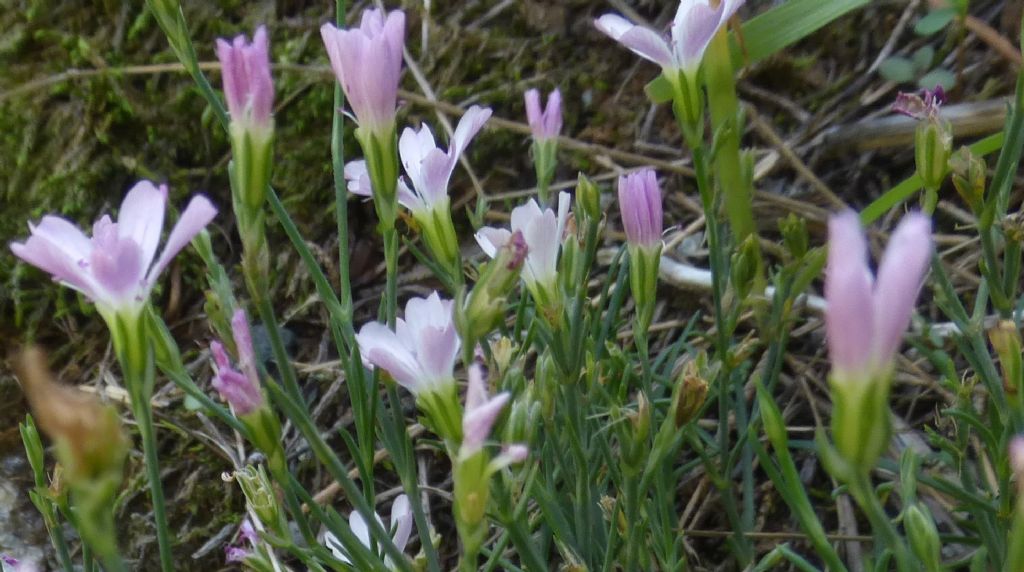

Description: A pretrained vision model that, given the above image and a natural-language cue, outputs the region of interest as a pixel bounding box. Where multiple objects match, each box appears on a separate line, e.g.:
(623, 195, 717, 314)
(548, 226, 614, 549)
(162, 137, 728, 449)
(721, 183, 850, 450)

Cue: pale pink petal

(357, 322, 423, 390)
(117, 181, 167, 269)
(509, 199, 545, 235)
(344, 160, 373, 197)
(825, 211, 875, 380)
(147, 195, 218, 283)
(524, 89, 543, 135)
(462, 392, 510, 457)
(671, 0, 725, 70)
(465, 363, 488, 412)
(475, 227, 512, 258)
(389, 495, 414, 554)
(449, 106, 492, 159)
(595, 14, 674, 69)
(872, 212, 932, 367)
(349, 512, 371, 549)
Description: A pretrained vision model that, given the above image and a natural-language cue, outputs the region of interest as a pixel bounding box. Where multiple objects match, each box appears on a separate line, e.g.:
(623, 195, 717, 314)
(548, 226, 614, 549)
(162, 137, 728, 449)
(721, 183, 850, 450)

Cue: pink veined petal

(390, 495, 414, 555)
(414, 148, 453, 207)
(381, 10, 406, 71)
(413, 324, 459, 384)
(399, 124, 437, 184)
(147, 194, 218, 284)
(89, 235, 145, 303)
(117, 181, 167, 270)
(356, 322, 424, 391)
(231, 309, 257, 374)
(475, 227, 512, 258)
(871, 212, 932, 368)
(671, 0, 725, 70)
(462, 392, 511, 457)
(10, 233, 101, 300)
(28, 215, 94, 262)
(595, 14, 674, 69)
(618, 173, 644, 245)
(248, 26, 274, 126)
(824, 211, 875, 380)
(522, 209, 560, 285)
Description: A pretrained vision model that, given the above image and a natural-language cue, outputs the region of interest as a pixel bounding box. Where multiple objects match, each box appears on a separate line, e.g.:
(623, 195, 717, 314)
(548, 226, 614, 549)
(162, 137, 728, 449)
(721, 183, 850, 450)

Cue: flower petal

(475, 227, 512, 258)
(117, 181, 167, 270)
(148, 194, 218, 283)
(595, 14, 674, 68)
(872, 212, 932, 367)
(824, 211, 875, 380)
(357, 322, 424, 391)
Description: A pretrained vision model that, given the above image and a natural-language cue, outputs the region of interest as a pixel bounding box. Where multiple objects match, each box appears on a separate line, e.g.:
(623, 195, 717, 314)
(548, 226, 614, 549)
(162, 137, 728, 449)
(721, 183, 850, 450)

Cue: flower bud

(459, 231, 527, 346)
(730, 234, 760, 300)
(674, 362, 709, 427)
(949, 146, 986, 213)
(905, 504, 942, 571)
(576, 173, 602, 223)
(778, 213, 809, 259)
(990, 320, 1023, 396)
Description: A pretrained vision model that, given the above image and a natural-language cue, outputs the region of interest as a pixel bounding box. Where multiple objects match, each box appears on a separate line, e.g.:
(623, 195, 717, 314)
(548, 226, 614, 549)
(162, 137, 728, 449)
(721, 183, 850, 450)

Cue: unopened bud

(674, 363, 709, 427)
(491, 337, 514, 376)
(949, 147, 986, 212)
(460, 231, 527, 346)
(630, 392, 651, 443)
(730, 234, 760, 300)
(576, 173, 602, 222)
(778, 213, 808, 259)
(989, 320, 1022, 395)
(905, 504, 942, 571)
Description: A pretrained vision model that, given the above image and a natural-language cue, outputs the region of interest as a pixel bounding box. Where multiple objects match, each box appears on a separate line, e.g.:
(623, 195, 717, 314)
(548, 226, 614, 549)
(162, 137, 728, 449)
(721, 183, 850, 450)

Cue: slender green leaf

(732, 0, 870, 67)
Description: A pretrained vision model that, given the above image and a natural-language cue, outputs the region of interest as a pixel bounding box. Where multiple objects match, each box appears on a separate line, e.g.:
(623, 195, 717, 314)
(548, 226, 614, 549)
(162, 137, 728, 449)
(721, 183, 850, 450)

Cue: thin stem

(131, 356, 174, 572)
(383, 228, 399, 327)
(848, 472, 913, 572)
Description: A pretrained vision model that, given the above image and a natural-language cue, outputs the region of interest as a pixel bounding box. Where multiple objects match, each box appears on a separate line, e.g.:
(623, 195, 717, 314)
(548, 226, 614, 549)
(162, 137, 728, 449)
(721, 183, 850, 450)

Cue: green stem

(131, 365, 174, 572)
(383, 228, 399, 327)
(848, 472, 913, 572)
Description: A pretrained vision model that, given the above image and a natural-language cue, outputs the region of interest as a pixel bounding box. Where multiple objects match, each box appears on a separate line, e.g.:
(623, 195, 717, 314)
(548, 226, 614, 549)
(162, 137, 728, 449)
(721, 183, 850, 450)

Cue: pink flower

(595, 0, 745, 74)
(324, 494, 414, 569)
(825, 211, 932, 383)
(347, 106, 492, 215)
(617, 169, 663, 248)
(460, 364, 511, 460)
(321, 9, 405, 135)
(356, 292, 460, 395)
(524, 89, 562, 141)
(216, 26, 274, 132)
(10, 181, 217, 318)
(475, 192, 571, 291)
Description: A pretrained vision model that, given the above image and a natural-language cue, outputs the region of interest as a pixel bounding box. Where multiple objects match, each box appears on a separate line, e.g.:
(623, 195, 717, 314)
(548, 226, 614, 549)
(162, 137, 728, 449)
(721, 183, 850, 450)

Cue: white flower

(475, 192, 570, 293)
(324, 495, 414, 569)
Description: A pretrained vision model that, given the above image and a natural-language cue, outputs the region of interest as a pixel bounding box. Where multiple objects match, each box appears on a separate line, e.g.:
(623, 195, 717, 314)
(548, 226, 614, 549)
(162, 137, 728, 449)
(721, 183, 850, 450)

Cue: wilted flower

(595, 0, 745, 75)
(617, 169, 663, 248)
(321, 9, 405, 136)
(10, 181, 217, 321)
(460, 364, 511, 461)
(475, 192, 571, 305)
(216, 26, 274, 134)
(825, 211, 932, 383)
(324, 495, 414, 570)
(525, 88, 562, 141)
(211, 344, 262, 417)
(224, 519, 258, 564)
(892, 86, 945, 120)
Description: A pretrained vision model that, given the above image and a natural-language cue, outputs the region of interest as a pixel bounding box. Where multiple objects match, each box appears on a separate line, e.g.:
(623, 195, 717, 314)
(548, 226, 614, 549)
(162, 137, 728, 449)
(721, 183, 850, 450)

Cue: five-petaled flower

(10, 181, 217, 321)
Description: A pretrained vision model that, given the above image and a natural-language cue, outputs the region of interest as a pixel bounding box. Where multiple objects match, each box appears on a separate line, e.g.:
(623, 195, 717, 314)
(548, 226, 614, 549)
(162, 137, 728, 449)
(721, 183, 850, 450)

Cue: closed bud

(576, 173, 601, 222)
(630, 392, 651, 443)
(460, 231, 527, 346)
(989, 320, 1023, 396)
(905, 504, 942, 571)
(949, 146, 986, 212)
(503, 385, 539, 445)
(674, 362, 708, 427)
(491, 337, 515, 376)
(730, 234, 760, 300)
(778, 213, 809, 259)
